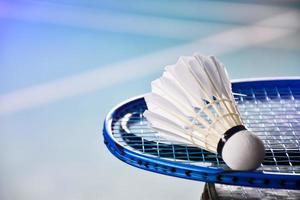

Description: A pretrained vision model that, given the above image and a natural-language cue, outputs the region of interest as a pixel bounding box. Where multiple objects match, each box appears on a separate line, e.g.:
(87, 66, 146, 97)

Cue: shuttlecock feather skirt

(144, 54, 265, 170)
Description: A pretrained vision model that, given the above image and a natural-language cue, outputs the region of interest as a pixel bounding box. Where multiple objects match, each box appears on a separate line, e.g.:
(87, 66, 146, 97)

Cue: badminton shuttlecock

(143, 54, 265, 171)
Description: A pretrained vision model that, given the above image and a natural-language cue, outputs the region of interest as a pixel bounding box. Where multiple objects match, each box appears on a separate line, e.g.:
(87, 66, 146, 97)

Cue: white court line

(0, 12, 297, 114)
(0, 1, 299, 40)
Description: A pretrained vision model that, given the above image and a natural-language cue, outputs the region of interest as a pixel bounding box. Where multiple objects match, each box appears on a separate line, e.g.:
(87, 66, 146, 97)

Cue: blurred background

(0, 0, 300, 199)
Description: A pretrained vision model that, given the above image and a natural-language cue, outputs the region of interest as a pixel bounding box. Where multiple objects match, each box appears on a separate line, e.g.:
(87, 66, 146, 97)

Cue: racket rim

(103, 77, 300, 190)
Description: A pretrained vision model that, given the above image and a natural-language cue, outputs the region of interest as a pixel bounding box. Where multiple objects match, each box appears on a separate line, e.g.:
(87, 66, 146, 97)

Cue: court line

(0, 1, 298, 40)
(0, 11, 296, 114)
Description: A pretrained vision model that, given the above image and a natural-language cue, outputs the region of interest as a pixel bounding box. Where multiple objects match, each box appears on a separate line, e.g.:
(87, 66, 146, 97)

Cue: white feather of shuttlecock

(143, 54, 243, 153)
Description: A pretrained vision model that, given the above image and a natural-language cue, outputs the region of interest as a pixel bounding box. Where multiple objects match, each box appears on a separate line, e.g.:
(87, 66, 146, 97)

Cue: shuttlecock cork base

(217, 125, 265, 171)
(144, 54, 265, 171)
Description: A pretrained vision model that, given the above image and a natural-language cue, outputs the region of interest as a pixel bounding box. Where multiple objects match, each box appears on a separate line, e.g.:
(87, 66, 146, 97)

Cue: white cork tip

(222, 130, 265, 171)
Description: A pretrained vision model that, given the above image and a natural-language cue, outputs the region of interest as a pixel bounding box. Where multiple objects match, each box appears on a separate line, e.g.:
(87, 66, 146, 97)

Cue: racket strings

(111, 86, 300, 173)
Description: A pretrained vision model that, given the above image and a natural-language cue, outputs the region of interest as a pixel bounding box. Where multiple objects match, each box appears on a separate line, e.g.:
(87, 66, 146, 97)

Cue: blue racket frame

(103, 78, 300, 190)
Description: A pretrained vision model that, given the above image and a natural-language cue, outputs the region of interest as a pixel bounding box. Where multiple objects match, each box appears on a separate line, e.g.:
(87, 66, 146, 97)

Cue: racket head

(103, 78, 300, 190)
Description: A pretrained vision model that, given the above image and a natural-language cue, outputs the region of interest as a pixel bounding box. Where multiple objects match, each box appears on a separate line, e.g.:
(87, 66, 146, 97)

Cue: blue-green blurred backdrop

(0, 0, 299, 199)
